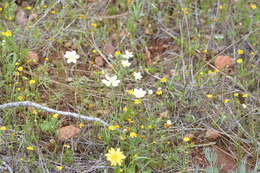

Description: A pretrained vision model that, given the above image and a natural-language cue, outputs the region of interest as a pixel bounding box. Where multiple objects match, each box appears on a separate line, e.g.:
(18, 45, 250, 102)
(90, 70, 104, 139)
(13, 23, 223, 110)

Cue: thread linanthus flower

(102, 74, 120, 87)
(64, 50, 80, 63)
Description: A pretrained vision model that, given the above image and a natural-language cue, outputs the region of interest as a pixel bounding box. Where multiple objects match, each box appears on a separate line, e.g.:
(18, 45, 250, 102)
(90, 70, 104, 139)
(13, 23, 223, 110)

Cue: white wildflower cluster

(121, 50, 133, 67)
(64, 50, 80, 64)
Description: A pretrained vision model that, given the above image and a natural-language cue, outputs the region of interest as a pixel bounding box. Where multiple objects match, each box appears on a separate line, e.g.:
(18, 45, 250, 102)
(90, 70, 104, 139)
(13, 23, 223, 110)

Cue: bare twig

(0, 101, 109, 126)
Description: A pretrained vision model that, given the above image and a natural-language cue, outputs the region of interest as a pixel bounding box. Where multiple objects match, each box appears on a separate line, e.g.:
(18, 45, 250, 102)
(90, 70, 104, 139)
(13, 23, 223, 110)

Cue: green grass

(0, 0, 259, 172)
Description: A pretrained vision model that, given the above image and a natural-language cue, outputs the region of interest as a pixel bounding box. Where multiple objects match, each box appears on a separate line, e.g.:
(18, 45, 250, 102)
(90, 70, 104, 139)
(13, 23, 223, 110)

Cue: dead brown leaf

(214, 55, 233, 69)
(95, 56, 105, 67)
(15, 8, 28, 25)
(205, 129, 221, 140)
(212, 145, 236, 173)
(104, 41, 115, 55)
(57, 125, 81, 141)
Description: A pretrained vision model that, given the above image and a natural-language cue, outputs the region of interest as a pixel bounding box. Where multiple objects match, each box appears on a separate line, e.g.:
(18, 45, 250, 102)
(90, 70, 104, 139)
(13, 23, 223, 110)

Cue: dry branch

(0, 101, 109, 126)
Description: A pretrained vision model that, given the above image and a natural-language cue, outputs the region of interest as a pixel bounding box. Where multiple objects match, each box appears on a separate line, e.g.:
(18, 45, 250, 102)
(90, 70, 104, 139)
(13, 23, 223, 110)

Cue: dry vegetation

(0, 0, 259, 172)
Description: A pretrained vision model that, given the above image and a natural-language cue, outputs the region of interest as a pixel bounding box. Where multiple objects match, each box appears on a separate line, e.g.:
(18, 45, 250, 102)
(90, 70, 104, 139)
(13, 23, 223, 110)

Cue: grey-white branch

(0, 101, 109, 126)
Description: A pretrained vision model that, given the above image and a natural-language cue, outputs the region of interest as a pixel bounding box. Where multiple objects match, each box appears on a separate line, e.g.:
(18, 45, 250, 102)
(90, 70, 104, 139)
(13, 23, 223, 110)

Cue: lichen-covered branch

(0, 101, 109, 126)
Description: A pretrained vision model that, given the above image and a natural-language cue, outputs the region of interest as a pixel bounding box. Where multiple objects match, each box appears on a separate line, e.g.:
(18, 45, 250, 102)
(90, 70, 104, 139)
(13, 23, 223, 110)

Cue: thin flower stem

(0, 101, 109, 126)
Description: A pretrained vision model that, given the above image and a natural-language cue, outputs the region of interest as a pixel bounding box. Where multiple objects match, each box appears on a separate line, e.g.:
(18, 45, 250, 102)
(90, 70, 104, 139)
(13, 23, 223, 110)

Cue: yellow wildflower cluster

(1, 30, 12, 37)
(108, 125, 120, 131)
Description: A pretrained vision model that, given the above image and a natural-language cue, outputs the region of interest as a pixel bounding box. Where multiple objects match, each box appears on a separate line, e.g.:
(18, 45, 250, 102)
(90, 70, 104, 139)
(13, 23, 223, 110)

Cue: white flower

(133, 88, 147, 98)
(148, 89, 153, 95)
(64, 50, 80, 63)
(102, 74, 120, 87)
(121, 60, 131, 67)
(133, 72, 142, 80)
(122, 50, 133, 59)
(166, 120, 172, 125)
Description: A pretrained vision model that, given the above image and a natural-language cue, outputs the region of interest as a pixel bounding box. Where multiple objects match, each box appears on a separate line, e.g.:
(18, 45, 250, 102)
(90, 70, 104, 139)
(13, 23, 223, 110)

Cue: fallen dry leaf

(95, 56, 105, 67)
(205, 129, 221, 140)
(212, 145, 236, 173)
(103, 41, 115, 55)
(15, 8, 28, 25)
(57, 125, 81, 141)
(27, 51, 39, 65)
(214, 55, 233, 69)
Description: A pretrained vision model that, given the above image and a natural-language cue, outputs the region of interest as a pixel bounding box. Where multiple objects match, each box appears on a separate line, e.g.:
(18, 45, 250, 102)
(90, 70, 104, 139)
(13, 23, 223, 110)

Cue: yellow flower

(123, 106, 128, 112)
(236, 58, 243, 64)
(108, 125, 119, 131)
(18, 96, 24, 101)
(140, 125, 144, 129)
(79, 14, 85, 19)
(1, 30, 12, 37)
(7, 16, 14, 21)
(63, 144, 70, 148)
(15, 62, 20, 66)
(127, 89, 134, 95)
(183, 137, 190, 142)
(43, 5, 48, 8)
(114, 51, 121, 56)
(26, 146, 34, 151)
(233, 93, 239, 97)
(224, 99, 230, 103)
(25, 6, 32, 10)
(237, 49, 244, 55)
(206, 94, 213, 99)
(134, 99, 141, 104)
(160, 77, 167, 83)
(199, 71, 205, 75)
(45, 57, 49, 61)
(79, 123, 84, 128)
(50, 10, 56, 14)
(208, 70, 215, 74)
(0, 126, 7, 131)
(181, 8, 189, 15)
(0, 7, 2, 11)
(250, 52, 255, 56)
(16, 88, 21, 91)
(56, 166, 63, 171)
(92, 49, 97, 53)
(129, 132, 137, 138)
(91, 23, 97, 28)
(32, 110, 38, 115)
(156, 88, 163, 95)
(242, 93, 248, 98)
(202, 49, 208, 53)
(105, 148, 126, 166)
(127, 118, 134, 123)
(17, 66, 23, 71)
(29, 80, 36, 85)
(250, 4, 257, 9)
(219, 5, 224, 10)
(52, 114, 59, 118)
